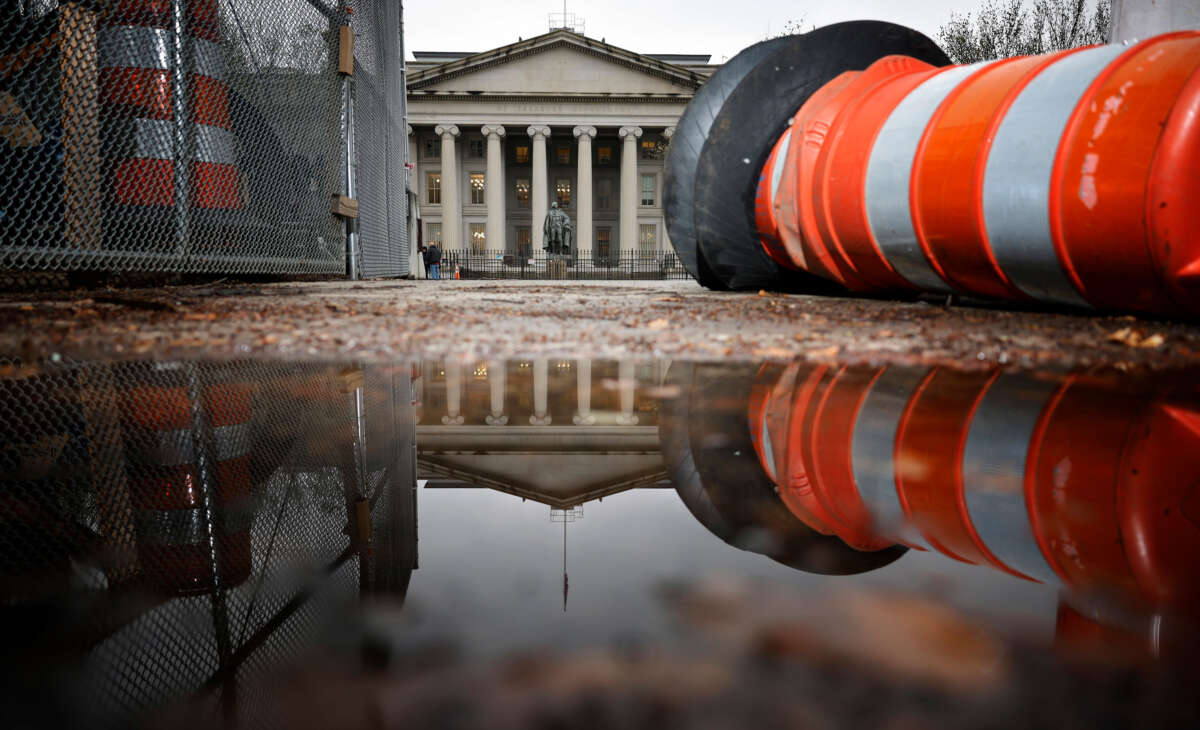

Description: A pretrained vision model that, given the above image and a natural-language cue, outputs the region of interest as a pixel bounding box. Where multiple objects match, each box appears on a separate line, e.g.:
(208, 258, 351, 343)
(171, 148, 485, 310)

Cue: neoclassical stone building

(405, 29, 715, 270)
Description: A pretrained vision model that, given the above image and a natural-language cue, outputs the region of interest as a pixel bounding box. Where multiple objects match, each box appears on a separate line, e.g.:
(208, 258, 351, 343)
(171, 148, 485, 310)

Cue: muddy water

(0, 356, 1196, 728)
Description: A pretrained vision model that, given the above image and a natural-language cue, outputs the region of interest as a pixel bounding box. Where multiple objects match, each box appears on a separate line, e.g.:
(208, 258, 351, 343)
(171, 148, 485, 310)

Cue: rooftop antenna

(551, 505, 583, 611)
(548, 1, 585, 34)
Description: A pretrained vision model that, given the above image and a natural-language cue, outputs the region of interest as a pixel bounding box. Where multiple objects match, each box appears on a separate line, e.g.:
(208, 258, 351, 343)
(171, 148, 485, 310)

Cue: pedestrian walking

(426, 242, 442, 280)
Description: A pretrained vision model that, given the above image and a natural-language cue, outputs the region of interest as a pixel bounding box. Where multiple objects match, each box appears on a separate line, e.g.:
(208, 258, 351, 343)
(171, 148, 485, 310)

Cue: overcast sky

(404, 0, 988, 63)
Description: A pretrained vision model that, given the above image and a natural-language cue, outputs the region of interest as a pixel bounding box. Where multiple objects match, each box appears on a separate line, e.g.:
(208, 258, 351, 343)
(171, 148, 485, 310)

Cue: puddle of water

(0, 356, 1197, 728)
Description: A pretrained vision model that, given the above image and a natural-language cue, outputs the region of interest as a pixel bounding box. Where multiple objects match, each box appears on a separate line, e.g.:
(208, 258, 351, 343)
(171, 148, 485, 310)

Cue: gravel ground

(1, 278, 1199, 371)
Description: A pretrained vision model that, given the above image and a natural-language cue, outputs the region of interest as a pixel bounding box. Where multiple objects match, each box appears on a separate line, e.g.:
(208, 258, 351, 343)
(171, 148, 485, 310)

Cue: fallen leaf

(792, 333, 805, 342)
(757, 290, 768, 297)
(183, 312, 218, 321)
(808, 345, 840, 359)
(1139, 333, 1165, 348)
(647, 318, 670, 330)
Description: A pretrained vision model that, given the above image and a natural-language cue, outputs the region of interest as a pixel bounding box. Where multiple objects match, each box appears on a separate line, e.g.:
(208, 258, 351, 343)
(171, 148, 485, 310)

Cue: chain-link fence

(0, 1, 408, 278)
(0, 357, 417, 729)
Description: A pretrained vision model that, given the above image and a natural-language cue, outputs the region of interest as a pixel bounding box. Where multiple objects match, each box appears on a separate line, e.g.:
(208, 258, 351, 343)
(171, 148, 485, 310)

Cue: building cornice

(409, 92, 693, 105)
(407, 31, 705, 92)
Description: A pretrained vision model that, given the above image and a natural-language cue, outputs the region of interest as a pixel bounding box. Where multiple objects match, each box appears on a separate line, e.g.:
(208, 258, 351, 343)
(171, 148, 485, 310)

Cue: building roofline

(407, 29, 707, 92)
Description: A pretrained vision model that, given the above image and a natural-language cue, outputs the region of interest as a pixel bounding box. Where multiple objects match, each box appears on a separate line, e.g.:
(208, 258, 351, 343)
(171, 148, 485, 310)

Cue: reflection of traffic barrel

(749, 363, 1200, 619)
(670, 23, 1200, 318)
(121, 379, 253, 595)
(100, 0, 240, 241)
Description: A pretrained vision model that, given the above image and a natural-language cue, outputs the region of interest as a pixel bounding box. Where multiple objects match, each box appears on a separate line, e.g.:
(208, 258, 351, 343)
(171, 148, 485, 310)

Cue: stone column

(618, 126, 642, 256)
(407, 125, 422, 278)
(435, 124, 460, 249)
(485, 359, 507, 425)
(530, 358, 551, 425)
(527, 125, 551, 252)
(441, 361, 464, 425)
(572, 359, 595, 425)
(572, 126, 596, 253)
(616, 360, 639, 425)
(481, 124, 506, 251)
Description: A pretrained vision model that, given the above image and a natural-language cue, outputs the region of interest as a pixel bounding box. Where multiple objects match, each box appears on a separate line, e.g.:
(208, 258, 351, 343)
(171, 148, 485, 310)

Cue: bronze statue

(542, 201, 573, 256)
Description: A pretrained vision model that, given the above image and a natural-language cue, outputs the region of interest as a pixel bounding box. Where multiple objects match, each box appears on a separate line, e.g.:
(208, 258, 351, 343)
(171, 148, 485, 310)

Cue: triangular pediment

(408, 30, 704, 97)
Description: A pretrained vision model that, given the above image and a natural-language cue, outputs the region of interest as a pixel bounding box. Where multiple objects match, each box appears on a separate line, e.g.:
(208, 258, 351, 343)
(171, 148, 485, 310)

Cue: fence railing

(424, 249, 694, 280)
(0, 1, 408, 279)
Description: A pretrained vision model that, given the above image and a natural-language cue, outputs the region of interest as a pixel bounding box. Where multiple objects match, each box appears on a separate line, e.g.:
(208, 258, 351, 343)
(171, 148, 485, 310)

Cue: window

(555, 145, 571, 165)
(639, 223, 657, 257)
(468, 138, 485, 158)
(640, 138, 665, 160)
(516, 227, 531, 258)
(640, 174, 656, 206)
(470, 173, 485, 205)
(596, 145, 613, 165)
(596, 178, 613, 210)
(423, 137, 440, 159)
(514, 144, 530, 164)
(595, 228, 612, 264)
(426, 222, 442, 244)
(556, 178, 571, 207)
(470, 223, 486, 252)
(515, 178, 530, 207)
(426, 172, 441, 204)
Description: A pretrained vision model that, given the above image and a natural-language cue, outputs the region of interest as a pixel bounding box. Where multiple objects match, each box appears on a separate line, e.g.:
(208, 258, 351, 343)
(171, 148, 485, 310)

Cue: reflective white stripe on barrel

(127, 422, 252, 465)
(769, 128, 793, 207)
(99, 26, 226, 81)
(850, 367, 930, 548)
(864, 64, 982, 293)
(982, 44, 1127, 308)
(759, 406, 778, 483)
(131, 119, 237, 164)
(961, 374, 1060, 583)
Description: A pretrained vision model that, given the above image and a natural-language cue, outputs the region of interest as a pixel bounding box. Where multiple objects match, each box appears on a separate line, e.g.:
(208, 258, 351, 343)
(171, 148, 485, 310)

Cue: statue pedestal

(546, 254, 569, 279)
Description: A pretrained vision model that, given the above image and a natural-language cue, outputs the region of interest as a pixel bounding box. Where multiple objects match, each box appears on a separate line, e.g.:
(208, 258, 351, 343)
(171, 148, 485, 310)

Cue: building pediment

(407, 30, 704, 98)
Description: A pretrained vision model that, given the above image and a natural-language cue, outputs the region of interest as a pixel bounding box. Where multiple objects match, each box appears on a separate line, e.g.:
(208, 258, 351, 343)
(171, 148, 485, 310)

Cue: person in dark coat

(426, 242, 442, 279)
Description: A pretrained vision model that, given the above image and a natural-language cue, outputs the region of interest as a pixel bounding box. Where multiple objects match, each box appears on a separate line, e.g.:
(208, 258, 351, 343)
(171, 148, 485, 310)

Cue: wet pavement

(2, 279, 1200, 370)
(1, 350, 1197, 728)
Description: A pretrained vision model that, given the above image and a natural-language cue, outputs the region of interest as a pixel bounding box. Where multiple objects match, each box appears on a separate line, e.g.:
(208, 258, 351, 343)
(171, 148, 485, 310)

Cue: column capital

(572, 125, 597, 140)
(527, 124, 551, 139)
(662, 126, 676, 140)
(480, 124, 506, 139)
(618, 126, 643, 139)
(434, 124, 460, 138)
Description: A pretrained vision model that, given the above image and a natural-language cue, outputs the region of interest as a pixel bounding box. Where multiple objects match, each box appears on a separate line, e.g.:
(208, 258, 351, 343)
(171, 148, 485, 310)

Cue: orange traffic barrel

(100, 0, 240, 217)
(671, 23, 1200, 318)
(121, 378, 253, 595)
(749, 362, 1200, 617)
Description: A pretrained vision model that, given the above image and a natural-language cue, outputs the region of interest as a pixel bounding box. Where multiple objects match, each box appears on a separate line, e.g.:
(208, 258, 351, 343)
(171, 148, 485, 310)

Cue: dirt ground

(1, 278, 1199, 371)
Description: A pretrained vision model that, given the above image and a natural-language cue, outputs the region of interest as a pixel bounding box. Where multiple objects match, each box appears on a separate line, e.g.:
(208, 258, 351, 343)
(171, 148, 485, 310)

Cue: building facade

(405, 29, 715, 273)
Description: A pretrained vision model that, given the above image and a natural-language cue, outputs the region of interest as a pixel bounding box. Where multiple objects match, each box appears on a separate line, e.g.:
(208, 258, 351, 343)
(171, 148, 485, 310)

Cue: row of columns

(436, 360, 640, 427)
(419, 124, 675, 252)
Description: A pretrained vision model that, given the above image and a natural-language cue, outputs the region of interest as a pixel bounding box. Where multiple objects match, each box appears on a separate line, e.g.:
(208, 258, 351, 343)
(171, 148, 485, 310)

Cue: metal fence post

(171, 0, 193, 258)
(342, 10, 360, 280)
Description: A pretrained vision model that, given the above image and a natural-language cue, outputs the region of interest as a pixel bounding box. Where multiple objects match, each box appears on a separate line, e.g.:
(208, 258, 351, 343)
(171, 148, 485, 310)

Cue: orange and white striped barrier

(121, 378, 254, 595)
(748, 362, 1200, 622)
(100, 0, 240, 214)
(677, 25, 1200, 317)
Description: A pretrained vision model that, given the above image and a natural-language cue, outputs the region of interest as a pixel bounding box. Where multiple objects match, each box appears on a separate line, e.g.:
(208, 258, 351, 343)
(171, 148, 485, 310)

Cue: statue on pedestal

(542, 201, 573, 256)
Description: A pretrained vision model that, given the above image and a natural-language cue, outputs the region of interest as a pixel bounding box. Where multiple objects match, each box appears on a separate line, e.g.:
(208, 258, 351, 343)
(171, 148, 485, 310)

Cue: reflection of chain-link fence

(0, 357, 417, 728)
(0, 1, 408, 278)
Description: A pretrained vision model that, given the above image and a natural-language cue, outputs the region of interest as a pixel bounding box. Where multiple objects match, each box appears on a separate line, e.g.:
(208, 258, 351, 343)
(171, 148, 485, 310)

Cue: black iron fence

(424, 249, 694, 280)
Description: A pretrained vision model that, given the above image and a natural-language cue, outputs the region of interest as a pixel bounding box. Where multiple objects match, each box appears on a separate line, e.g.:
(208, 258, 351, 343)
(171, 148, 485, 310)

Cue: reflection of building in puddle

(416, 358, 670, 509)
(0, 359, 417, 729)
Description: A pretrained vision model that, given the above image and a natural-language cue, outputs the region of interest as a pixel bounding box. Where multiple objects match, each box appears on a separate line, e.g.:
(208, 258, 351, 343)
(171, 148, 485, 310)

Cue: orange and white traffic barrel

(121, 378, 253, 595)
(100, 0, 240, 226)
(748, 362, 1200, 619)
(671, 23, 1200, 318)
